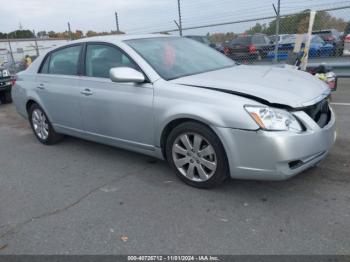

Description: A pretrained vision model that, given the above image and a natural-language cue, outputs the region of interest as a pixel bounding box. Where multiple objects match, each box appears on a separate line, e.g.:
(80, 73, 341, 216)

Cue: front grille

(303, 99, 331, 128)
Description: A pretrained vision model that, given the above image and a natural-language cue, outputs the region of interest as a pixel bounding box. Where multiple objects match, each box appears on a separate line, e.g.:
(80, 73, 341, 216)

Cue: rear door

(35, 44, 84, 133)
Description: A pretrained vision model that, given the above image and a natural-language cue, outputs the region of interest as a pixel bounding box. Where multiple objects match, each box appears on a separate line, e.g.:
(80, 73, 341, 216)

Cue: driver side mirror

(109, 67, 145, 83)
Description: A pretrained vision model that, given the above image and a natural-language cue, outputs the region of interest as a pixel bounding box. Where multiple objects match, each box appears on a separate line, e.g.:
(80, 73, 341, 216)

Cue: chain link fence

(0, 38, 68, 73)
(203, 6, 350, 65)
(1, 4, 349, 73)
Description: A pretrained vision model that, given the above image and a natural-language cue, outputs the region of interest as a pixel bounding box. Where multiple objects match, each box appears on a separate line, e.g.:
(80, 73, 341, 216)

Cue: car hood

(170, 65, 330, 108)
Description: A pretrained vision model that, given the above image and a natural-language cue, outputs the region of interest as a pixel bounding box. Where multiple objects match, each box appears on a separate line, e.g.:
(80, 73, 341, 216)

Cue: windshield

(281, 35, 296, 44)
(311, 35, 325, 44)
(186, 36, 211, 45)
(126, 37, 235, 80)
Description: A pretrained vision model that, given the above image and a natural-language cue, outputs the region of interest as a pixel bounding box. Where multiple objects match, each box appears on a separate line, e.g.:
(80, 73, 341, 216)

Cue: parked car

(184, 35, 220, 51)
(215, 43, 225, 53)
(0, 67, 12, 104)
(12, 35, 336, 188)
(343, 34, 350, 56)
(307, 64, 337, 91)
(344, 22, 350, 37)
(343, 22, 350, 56)
(223, 34, 273, 61)
(185, 35, 211, 45)
(267, 34, 334, 60)
(268, 34, 290, 44)
(312, 29, 343, 56)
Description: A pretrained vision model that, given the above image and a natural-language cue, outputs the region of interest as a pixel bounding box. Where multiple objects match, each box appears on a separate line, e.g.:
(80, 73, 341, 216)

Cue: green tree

(73, 30, 84, 39)
(249, 10, 348, 35)
(245, 23, 267, 34)
(7, 30, 34, 39)
(48, 31, 57, 38)
(86, 30, 98, 37)
(37, 31, 47, 38)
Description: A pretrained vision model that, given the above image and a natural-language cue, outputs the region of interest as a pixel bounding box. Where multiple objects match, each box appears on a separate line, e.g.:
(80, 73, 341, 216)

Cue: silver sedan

(12, 35, 336, 188)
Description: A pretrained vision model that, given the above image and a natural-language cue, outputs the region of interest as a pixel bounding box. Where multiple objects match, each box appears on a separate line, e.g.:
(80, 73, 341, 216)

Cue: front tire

(166, 122, 229, 189)
(29, 103, 63, 145)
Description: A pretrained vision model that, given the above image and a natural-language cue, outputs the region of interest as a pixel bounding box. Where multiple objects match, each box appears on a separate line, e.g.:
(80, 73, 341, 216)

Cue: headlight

(244, 105, 303, 132)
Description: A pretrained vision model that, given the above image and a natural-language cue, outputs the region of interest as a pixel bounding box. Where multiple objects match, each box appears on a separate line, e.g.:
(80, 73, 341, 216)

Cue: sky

(0, 0, 349, 35)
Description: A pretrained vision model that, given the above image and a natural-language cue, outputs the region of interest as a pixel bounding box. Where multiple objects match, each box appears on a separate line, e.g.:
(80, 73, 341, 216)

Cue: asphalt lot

(0, 79, 349, 255)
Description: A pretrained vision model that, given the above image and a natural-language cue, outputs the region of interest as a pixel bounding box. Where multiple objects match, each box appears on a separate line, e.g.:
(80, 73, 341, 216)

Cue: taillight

(248, 44, 257, 54)
(325, 36, 335, 41)
(11, 76, 16, 86)
(223, 46, 230, 55)
(345, 34, 350, 42)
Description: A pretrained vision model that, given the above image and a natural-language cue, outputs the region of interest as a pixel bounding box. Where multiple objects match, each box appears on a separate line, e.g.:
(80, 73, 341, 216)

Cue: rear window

(45, 45, 82, 76)
(311, 35, 325, 44)
(230, 37, 252, 45)
(252, 35, 267, 44)
(313, 31, 333, 38)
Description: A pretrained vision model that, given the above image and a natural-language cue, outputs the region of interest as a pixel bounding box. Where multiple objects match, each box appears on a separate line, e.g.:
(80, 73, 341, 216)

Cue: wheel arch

(26, 99, 38, 115)
(159, 116, 223, 160)
(25, 98, 54, 125)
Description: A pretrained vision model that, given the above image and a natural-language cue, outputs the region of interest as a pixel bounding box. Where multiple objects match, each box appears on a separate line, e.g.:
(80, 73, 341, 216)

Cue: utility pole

(273, 0, 281, 63)
(177, 0, 183, 36)
(67, 22, 72, 40)
(33, 30, 39, 56)
(301, 11, 316, 71)
(115, 12, 120, 32)
(6, 35, 15, 73)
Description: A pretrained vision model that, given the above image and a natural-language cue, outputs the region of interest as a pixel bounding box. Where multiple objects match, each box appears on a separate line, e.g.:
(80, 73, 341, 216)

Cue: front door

(79, 43, 154, 150)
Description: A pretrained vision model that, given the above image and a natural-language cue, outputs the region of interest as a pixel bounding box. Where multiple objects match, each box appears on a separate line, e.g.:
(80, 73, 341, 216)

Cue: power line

(152, 4, 350, 34)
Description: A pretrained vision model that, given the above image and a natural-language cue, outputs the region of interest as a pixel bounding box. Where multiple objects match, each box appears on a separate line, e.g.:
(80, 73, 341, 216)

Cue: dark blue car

(267, 34, 334, 60)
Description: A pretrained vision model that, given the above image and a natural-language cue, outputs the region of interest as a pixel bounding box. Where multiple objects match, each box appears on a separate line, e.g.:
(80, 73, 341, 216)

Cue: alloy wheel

(172, 133, 217, 182)
(32, 108, 49, 140)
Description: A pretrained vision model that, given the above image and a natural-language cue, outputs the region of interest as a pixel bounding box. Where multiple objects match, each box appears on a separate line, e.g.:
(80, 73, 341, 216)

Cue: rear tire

(166, 122, 229, 189)
(29, 103, 63, 145)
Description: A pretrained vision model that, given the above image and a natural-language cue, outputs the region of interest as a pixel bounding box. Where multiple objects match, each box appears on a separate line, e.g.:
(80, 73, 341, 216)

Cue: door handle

(37, 83, 45, 90)
(81, 89, 93, 96)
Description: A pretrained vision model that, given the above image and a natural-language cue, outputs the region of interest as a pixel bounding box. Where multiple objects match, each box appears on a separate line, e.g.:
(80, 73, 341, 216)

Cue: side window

(40, 55, 50, 74)
(48, 45, 81, 76)
(85, 44, 137, 78)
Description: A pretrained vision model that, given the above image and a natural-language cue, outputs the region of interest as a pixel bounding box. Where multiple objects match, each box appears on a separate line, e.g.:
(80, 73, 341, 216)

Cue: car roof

(71, 34, 172, 45)
(312, 29, 337, 33)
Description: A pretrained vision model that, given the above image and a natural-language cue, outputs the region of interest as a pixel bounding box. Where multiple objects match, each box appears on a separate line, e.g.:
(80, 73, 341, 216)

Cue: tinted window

(126, 37, 235, 80)
(313, 30, 331, 35)
(40, 55, 50, 74)
(311, 35, 325, 44)
(85, 44, 137, 78)
(252, 35, 266, 44)
(281, 35, 297, 44)
(48, 45, 81, 75)
(230, 37, 252, 45)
